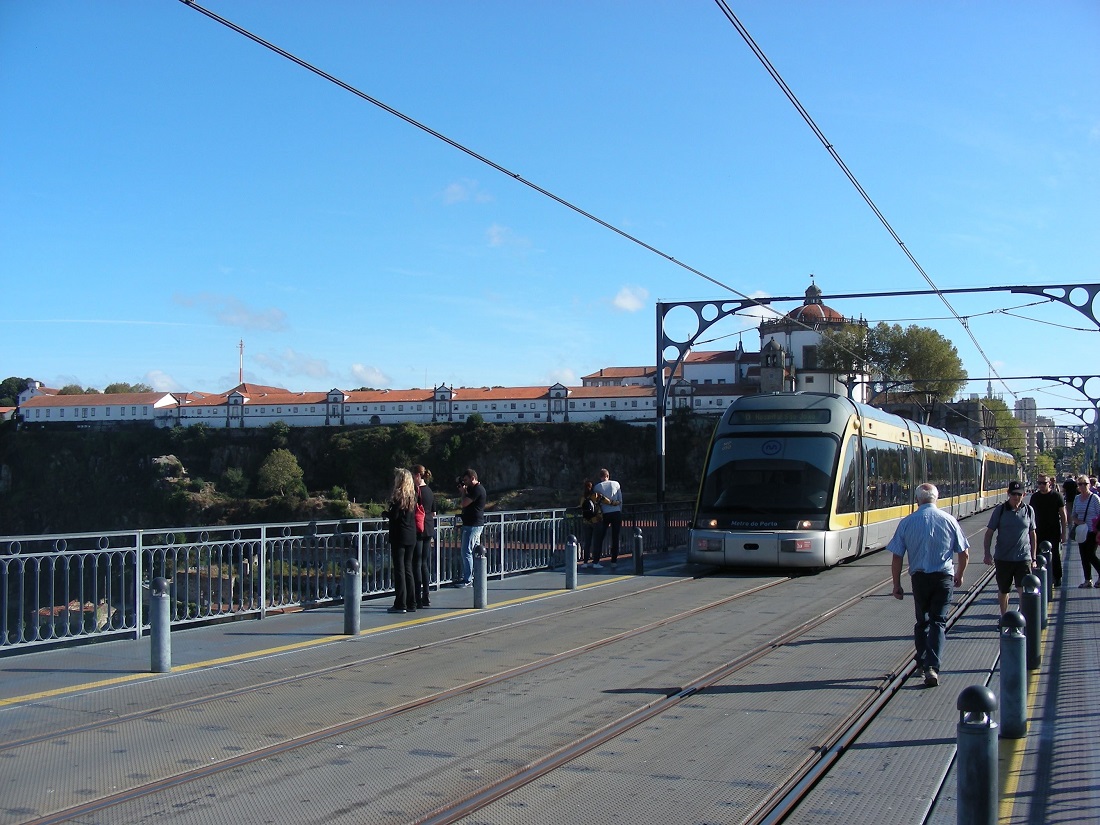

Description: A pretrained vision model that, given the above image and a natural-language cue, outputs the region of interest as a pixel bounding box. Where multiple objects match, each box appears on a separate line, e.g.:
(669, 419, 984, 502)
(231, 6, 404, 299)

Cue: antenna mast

(239, 339, 244, 384)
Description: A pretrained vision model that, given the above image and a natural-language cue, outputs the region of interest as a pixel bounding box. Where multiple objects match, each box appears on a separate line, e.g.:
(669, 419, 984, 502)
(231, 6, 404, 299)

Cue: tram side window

(866, 439, 905, 510)
(927, 449, 952, 498)
(836, 435, 860, 515)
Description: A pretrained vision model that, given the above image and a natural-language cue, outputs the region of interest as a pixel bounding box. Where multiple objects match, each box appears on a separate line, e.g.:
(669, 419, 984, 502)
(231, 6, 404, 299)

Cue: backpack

(581, 497, 598, 520)
(415, 488, 426, 533)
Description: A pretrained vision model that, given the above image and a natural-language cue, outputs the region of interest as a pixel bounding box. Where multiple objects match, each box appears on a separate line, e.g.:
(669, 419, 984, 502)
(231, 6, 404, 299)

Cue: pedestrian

(593, 468, 623, 569)
(578, 479, 603, 569)
(982, 480, 1037, 614)
(888, 483, 969, 688)
(1029, 474, 1066, 587)
(411, 464, 435, 608)
(1062, 474, 1079, 512)
(452, 468, 486, 588)
(385, 467, 418, 614)
(1070, 474, 1100, 588)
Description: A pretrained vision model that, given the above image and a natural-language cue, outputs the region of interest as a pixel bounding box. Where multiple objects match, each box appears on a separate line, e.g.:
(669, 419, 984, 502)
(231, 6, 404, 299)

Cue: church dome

(784, 283, 844, 323)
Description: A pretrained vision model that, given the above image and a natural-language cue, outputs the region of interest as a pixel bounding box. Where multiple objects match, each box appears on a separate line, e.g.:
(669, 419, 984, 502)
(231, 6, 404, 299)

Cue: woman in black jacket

(386, 468, 418, 613)
(411, 464, 435, 608)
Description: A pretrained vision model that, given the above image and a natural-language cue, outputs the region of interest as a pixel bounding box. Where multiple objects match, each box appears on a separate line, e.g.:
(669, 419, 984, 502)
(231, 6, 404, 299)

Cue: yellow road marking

(0, 577, 625, 708)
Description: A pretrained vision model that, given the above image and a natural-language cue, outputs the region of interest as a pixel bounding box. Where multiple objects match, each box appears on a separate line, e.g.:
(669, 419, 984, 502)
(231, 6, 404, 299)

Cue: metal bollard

(343, 558, 362, 636)
(956, 685, 999, 825)
(633, 527, 644, 576)
(1020, 574, 1042, 670)
(998, 610, 1027, 739)
(565, 535, 578, 590)
(473, 544, 488, 609)
(1032, 553, 1048, 629)
(150, 577, 172, 673)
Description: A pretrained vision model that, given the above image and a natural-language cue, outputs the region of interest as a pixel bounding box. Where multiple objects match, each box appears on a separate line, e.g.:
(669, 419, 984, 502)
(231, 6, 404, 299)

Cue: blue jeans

(910, 571, 954, 671)
(459, 525, 483, 584)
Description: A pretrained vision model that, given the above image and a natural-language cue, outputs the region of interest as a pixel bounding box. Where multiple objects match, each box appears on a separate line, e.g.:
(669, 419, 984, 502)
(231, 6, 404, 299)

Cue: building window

(569, 402, 575, 409)
(510, 403, 516, 410)
(611, 401, 617, 408)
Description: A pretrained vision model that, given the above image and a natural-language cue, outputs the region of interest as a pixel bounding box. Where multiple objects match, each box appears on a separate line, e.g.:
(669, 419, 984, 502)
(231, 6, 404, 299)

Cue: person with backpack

(1070, 474, 1100, 588)
(411, 464, 435, 608)
(983, 480, 1037, 615)
(578, 479, 603, 569)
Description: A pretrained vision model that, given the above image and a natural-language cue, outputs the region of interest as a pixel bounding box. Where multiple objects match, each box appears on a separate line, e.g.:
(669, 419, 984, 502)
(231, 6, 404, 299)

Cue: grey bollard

(150, 577, 172, 673)
(473, 544, 488, 609)
(565, 535, 578, 590)
(633, 527, 644, 576)
(956, 685, 999, 825)
(343, 558, 362, 636)
(1020, 574, 1042, 670)
(1032, 553, 1048, 629)
(999, 610, 1027, 739)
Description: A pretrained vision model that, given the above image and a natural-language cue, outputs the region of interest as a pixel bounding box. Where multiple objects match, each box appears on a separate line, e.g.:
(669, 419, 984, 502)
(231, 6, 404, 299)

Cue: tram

(688, 392, 1017, 569)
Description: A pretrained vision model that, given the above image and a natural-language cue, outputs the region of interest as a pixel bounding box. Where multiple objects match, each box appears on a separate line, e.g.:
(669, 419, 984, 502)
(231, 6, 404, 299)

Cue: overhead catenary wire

(711, 0, 1011, 398)
(174, 0, 869, 366)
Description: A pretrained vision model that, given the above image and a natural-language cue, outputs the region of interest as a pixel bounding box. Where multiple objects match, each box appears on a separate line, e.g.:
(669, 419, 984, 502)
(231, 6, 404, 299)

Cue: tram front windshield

(699, 435, 838, 514)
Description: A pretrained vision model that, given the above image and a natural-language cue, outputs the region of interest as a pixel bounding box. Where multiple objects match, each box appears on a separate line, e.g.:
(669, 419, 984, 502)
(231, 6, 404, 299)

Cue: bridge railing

(0, 501, 692, 654)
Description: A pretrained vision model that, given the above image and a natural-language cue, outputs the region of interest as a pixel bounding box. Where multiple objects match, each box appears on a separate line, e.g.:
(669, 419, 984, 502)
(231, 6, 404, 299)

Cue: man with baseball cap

(983, 480, 1037, 615)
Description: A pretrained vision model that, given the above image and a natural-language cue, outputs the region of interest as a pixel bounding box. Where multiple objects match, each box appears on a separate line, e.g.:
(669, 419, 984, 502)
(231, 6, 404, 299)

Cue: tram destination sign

(730, 409, 831, 425)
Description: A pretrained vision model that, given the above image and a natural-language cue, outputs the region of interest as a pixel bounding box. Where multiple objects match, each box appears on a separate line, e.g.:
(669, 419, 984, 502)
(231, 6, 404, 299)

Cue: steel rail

(16, 574, 797, 825)
(413, 574, 897, 824)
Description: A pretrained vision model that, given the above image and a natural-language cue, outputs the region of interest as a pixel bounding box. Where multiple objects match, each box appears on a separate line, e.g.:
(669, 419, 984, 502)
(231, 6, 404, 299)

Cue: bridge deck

(1, 535, 1096, 825)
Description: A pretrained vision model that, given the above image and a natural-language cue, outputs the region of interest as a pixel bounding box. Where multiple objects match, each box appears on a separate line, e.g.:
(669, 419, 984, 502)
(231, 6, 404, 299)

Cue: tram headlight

(696, 518, 719, 529)
(796, 519, 824, 530)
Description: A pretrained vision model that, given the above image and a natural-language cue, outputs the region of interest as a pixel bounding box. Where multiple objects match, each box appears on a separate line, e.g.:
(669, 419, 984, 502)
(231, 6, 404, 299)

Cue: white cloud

(440, 178, 493, 205)
(350, 363, 391, 388)
(174, 293, 288, 332)
(545, 367, 578, 385)
(144, 370, 185, 392)
(253, 348, 332, 379)
(612, 285, 649, 313)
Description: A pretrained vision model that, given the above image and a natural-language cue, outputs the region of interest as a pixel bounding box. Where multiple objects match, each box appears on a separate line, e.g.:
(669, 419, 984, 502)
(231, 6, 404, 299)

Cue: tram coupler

(956, 685, 999, 825)
(565, 535, 578, 590)
(1032, 553, 1049, 629)
(998, 610, 1027, 739)
(1020, 574, 1042, 670)
(343, 557, 362, 636)
(473, 544, 488, 609)
(150, 577, 172, 673)
(632, 527, 644, 576)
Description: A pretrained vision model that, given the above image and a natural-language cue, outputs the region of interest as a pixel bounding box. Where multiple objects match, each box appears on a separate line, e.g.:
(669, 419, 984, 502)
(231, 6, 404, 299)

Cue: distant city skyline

(3, 2, 1097, 426)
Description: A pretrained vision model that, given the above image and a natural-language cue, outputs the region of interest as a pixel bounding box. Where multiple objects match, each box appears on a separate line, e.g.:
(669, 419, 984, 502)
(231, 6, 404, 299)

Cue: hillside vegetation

(0, 414, 712, 535)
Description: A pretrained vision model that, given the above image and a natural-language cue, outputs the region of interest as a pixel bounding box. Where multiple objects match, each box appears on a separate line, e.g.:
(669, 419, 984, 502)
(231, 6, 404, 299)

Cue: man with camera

(453, 468, 486, 587)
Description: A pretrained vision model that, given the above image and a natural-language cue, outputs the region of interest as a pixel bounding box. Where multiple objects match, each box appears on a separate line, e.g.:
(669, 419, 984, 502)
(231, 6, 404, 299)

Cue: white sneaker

(592, 563, 604, 569)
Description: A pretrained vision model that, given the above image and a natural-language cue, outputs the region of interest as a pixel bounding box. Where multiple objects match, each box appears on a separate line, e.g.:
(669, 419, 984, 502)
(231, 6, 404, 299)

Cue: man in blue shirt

(888, 483, 970, 687)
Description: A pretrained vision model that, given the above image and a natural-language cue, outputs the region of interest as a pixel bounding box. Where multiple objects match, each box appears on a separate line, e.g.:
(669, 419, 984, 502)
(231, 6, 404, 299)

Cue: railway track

(5, 557, 996, 825)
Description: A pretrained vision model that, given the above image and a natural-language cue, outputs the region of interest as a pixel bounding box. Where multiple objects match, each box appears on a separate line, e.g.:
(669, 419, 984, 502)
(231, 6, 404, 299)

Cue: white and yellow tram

(688, 392, 1017, 569)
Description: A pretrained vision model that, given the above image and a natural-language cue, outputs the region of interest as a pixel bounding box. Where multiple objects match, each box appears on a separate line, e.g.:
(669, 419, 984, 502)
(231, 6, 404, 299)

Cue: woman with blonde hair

(1070, 474, 1100, 588)
(386, 468, 418, 613)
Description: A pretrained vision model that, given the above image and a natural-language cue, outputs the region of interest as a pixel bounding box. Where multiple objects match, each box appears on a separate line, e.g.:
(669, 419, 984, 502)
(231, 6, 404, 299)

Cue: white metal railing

(0, 503, 692, 654)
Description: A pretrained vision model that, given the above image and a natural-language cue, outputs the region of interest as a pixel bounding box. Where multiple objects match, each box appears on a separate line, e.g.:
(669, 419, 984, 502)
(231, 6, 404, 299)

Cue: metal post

(999, 610, 1027, 739)
(343, 558, 361, 636)
(565, 535, 578, 590)
(1020, 574, 1042, 670)
(956, 685, 998, 825)
(473, 544, 487, 609)
(150, 577, 171, 673)
(633, 527, 644, 576)
(1032, 553, 1049, 629)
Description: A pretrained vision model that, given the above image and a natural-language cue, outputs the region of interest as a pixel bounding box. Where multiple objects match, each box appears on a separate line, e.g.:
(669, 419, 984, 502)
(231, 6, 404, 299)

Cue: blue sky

(3, 1, 1098, 425)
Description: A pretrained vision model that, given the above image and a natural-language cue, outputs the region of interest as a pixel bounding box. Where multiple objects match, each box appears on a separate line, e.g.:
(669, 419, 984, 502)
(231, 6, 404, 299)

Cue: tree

(58, 384, 89, 395)
(0, 376, 34, 407)
(1035, 452, 1056, 478)
(257, 448, 306, 497)
(982, 397, 1025, 460)
(103, 382, 153, 394)
(819, 322, 967, 405)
